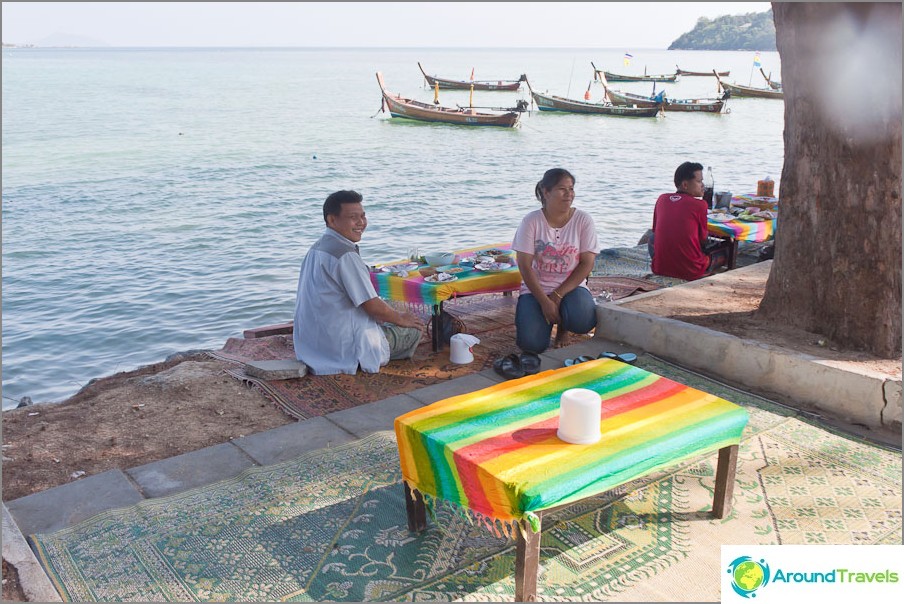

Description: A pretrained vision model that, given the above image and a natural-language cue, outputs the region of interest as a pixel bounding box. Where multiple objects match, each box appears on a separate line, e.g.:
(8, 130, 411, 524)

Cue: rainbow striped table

(395, 358, 749, 600)
(370, 242, 522, 351)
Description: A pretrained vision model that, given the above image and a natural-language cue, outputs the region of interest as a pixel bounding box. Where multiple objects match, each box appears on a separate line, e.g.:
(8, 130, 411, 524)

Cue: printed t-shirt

(651, 192, 710, 280)
(512, 208, 599, 295)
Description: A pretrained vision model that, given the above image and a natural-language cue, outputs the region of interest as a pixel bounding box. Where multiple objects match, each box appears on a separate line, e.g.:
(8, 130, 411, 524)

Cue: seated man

(650, 162, 732, 281)
(294, 190, 425, 375)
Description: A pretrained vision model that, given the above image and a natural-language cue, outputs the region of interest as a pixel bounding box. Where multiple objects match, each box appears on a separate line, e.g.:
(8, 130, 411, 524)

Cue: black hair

(674, 162, 703, 189)
(323, 190, 363, 224)
(534, 168, 575, 206)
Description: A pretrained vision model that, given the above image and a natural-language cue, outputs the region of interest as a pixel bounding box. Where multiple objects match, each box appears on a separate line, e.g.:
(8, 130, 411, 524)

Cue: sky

(2, 2, 772, 48)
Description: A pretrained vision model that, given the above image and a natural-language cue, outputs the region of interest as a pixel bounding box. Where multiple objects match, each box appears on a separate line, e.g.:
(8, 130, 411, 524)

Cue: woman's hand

(541, 294, 560, 324)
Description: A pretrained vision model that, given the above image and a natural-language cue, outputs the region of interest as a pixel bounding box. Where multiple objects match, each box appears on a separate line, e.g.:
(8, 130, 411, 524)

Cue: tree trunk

(759, 3, 902, 357)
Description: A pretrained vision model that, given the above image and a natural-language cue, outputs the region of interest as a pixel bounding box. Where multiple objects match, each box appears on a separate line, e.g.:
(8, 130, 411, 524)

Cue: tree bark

(759, 3, 902, 357)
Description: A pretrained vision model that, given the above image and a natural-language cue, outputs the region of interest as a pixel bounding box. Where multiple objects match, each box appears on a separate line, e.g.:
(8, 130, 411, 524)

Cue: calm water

(1, 47, 784, 407)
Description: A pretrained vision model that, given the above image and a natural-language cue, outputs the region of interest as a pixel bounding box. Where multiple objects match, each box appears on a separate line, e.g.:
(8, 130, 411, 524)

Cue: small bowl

(424, 252, 456, 267)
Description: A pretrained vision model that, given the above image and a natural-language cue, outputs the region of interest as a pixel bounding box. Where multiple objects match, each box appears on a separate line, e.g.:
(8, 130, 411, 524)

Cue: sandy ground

(2, 266, 901, 601)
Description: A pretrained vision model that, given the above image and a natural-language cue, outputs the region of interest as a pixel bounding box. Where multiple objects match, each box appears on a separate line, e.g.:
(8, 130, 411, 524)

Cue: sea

(1, 47, 784, 408)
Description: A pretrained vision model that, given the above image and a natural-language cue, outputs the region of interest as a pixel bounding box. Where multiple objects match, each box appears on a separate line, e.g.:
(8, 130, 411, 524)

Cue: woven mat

(31, 356, 902, 602)
(586, 276, 662, 300)
(211, 295, 590, 420)
(593, 246, 688, 288)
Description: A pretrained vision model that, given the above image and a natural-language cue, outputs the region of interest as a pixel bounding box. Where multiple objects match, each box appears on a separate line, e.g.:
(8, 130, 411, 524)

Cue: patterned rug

(211, 295, 590, 420)
(593, 246, 688, 288)
(31, 357, 902, 602)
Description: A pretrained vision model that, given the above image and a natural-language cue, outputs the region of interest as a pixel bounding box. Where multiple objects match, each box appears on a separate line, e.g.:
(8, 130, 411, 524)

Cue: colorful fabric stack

(369, 242, 521, 308)
(395, 359, 749, 529)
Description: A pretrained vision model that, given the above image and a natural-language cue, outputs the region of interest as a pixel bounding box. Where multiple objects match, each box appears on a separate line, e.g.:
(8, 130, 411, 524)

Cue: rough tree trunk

(759, 3, 902, 357)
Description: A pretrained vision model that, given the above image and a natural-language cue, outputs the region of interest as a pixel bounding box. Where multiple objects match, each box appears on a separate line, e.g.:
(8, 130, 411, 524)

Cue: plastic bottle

(704, 166, 715, 207)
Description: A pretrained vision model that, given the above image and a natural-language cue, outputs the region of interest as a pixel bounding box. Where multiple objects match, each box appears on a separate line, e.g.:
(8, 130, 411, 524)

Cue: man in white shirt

(293, 190, 425, 374)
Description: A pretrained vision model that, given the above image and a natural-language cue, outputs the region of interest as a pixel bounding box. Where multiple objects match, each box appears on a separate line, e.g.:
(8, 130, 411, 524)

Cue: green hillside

(669, 10, 776, 51)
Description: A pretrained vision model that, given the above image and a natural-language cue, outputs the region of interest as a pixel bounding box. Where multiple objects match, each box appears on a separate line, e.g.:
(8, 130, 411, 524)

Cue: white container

(557, 388, 602, 444)
(449, 333, 479, 364)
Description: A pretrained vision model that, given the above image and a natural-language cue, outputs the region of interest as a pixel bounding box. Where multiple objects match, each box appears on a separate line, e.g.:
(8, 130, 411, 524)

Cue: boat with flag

(714, 70, 783, 99)
(525, 78, 660, 117)
(417, 62, 526, 91)
(376, 72, 526, 127)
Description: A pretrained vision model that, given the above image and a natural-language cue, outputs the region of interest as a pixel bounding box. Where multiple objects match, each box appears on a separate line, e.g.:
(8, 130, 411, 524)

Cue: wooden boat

(376, 72, 524, 127)
(676, 65, 730, 77)
(599, 68, 678, 83)
(525, 79, 659, 117)
(417, 62, 526, 91)
(595, 68, 727, 113)
(760, 68, 782, 90)
(604, 87, 727, 113)
(714, 70, 783, 99)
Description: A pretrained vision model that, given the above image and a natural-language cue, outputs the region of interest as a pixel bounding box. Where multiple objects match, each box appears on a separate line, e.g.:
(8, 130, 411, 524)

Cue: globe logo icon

(727, 556, 770, 598)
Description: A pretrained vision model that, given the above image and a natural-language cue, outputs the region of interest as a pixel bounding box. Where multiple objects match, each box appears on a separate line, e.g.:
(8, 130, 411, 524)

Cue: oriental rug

(31, 357, 902, 602)
(212, 295, 595, 420)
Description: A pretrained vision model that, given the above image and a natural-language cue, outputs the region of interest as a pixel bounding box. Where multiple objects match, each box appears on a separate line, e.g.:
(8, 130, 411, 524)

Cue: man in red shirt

(650, 162, 731, 281)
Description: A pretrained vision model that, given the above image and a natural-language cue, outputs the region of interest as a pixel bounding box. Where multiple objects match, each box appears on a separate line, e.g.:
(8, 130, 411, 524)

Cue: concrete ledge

(232, 417, 356, 466)
(2, 504, 62, 601)
(6, 470, 145, 536)
(595, 303, 901, 432)
(245, 359, 307, 380)
(126, 443, 258, 498)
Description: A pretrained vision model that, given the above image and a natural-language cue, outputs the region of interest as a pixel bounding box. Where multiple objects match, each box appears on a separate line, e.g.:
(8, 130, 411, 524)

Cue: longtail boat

(714, 70, 783, 99)
(376, 72, 525, 127)
(599, 68, 678, 83)
(760, 67, 782, 90)
(417, 62, 526, 91)
(593, 67, 726, 113)
(604, 87, 727, 113)
(676, 65, 730, 76)
(525, 79, 659, 117)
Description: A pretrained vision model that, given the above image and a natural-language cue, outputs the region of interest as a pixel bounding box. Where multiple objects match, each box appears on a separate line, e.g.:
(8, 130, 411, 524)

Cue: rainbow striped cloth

(707, 193, 778, 242)
(395, 359, 749, 531)
(369, 242, 521, 308)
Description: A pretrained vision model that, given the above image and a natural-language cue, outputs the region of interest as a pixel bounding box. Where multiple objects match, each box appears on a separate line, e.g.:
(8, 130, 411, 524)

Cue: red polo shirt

(651, 192, 709, 281)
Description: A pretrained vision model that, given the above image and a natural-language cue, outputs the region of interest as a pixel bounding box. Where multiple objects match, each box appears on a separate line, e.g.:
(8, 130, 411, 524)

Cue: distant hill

(669, 10, 776, 51)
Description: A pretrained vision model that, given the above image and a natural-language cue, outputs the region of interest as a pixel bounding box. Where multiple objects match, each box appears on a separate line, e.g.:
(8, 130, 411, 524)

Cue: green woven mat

(31, 357, 902, 602)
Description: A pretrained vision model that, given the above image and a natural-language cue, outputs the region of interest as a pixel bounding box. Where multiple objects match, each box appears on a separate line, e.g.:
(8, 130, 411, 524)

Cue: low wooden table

(395, 359, 749, 601)
(369, 243, 522, 351)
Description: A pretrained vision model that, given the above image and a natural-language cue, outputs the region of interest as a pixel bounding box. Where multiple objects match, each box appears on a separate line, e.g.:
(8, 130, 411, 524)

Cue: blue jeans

(515, 288, 597, 354)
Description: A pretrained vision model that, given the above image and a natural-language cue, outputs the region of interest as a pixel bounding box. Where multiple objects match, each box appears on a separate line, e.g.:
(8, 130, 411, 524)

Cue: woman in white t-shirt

(512, 168, 599, 353)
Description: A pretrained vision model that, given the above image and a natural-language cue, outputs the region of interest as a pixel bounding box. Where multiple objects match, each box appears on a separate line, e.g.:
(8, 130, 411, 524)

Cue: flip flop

(493, 353, 525, 380)
(519, 352, 541, 375)
(564, 355, 595, 367)
(599, 351, 638, 365)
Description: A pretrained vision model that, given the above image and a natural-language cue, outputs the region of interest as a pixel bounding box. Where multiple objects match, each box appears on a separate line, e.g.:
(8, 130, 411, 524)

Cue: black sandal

(520, 352, 541, 375)
(599, 351, 638, 365)
(493, 354, 525, 379)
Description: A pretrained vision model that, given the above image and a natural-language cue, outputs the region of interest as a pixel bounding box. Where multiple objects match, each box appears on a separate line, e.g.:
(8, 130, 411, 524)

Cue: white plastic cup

(557, 388, 602, 444)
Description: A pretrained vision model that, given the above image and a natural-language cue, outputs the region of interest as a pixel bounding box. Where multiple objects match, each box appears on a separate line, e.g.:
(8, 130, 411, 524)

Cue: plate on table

(437, 265, 473, 275)
(381, 263, 419, 274)
(424, 272, 458, 284)
(709, 214, 736, 223)
(474, 262, 512, 272)
(477, 248, 508, 256)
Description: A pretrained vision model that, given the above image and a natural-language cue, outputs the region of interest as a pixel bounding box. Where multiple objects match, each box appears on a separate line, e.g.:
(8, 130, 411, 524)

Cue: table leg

(515, 515, 541, 602)
(431, 303, 443, 353)
(404, 483, 427, 532)
(712, 444, 739, 519)
(728, 239, 739, 270)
